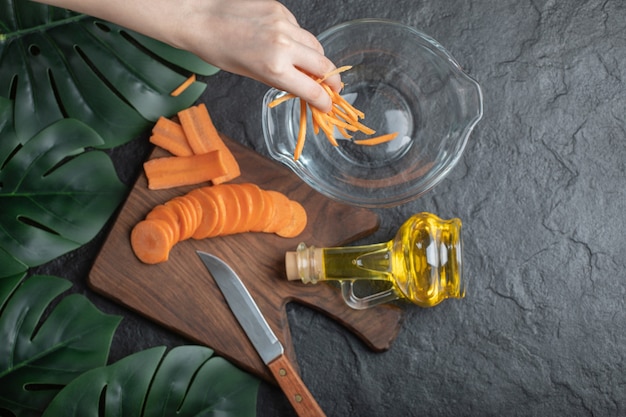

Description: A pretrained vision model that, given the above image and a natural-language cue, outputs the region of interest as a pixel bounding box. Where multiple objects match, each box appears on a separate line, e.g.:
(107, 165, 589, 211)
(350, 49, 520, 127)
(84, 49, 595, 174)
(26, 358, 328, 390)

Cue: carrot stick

(294, 99, 307, 160)
(177, 104, 217, 154)
(150, 133, 194, 157)
(336, 126, 352, 139)
(353, 132, 399, 146)
(170, 74, 197, 97)
(150, 117, 194, 156)
(178, 103, 240, 184)
(268, 93, 296, 108)
(143, 150, 227, 190)
(316, 65, 353, 83)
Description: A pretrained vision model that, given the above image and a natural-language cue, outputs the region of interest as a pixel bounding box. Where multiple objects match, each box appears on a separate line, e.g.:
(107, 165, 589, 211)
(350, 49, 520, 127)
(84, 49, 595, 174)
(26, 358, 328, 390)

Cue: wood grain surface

(89, 135, 404, 382)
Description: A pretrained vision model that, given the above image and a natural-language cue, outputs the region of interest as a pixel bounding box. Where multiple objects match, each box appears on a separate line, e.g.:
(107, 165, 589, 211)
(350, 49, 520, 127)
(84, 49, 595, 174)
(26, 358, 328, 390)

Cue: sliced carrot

(165, 197, 195, 241)
(229, 184, 255, 233)
(353, 132, 399, 146)
(262, 191, 293, 234)
(146, 204, 181, 243)
(209, 184, 242, 235)
(178, 103, 240, 184)
(132, 184, 308, 264)
(238, 183, 265, 232)
(131, 219, 174, 264)
(143, 150, 227, 190)
(200, 186, 227, 237)
(189, 188, 220, 239)
(150, 117, 194, 157)
(182, 194, 203, 237)
(170, 74, 197, 97)
(276, 200, 308, 238)
(250, 189, 275, 233)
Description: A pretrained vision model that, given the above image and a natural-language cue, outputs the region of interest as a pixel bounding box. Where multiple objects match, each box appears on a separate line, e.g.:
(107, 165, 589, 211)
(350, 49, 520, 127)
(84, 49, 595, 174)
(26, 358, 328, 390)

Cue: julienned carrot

(143, 150, 227, 190)
(131, 183, 308, 264)
(311, 108, 338, 147)
(353, 132, 399, 146)
(170, 74, 197, 97)
(294, 99, 307, 160)
(178, 103, 240, 184)
(268, 93, 296, 108)
(316, 65, 353, 83)
(267, 66, 398, 160)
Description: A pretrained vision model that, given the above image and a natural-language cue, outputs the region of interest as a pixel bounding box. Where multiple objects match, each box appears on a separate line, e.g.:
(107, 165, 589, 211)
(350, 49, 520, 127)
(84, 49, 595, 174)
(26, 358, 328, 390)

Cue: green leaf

(42, 345, 260, 417)
(0, 97, 126, 268)
(0, 1, 219, 148)
(0, 274, 122, 417)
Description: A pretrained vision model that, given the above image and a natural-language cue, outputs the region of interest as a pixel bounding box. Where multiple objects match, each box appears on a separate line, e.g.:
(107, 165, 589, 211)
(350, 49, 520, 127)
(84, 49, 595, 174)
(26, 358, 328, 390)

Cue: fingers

(279, 69, 333, 112)
(279, 28, 341, 111)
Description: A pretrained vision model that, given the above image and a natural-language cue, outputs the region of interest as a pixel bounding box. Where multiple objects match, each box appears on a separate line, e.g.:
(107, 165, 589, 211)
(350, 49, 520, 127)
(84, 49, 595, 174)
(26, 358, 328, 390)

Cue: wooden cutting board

(89, 135, 404, 382)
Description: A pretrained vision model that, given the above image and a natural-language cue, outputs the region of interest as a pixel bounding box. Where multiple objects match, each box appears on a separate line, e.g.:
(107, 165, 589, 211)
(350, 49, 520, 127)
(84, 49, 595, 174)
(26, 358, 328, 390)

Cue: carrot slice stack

(131, 183, 308, 264)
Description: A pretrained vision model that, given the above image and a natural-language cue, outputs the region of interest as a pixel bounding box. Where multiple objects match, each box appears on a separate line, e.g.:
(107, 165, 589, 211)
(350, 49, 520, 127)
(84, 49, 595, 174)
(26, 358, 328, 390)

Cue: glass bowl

(262, 18, 483, 208)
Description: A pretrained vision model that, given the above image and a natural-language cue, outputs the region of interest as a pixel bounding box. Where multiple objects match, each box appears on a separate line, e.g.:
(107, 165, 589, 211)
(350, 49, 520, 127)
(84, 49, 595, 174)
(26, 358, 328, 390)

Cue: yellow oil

(314, 213, 464, 308)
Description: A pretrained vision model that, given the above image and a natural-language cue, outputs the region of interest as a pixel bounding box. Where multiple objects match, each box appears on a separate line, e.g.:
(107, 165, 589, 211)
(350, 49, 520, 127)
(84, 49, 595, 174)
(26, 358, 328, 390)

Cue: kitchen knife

(197, 251, 327, 417)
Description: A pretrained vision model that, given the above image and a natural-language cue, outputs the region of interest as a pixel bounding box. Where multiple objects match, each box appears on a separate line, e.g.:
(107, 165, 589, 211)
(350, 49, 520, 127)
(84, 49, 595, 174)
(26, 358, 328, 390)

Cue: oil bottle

(285, 212, 465, 309)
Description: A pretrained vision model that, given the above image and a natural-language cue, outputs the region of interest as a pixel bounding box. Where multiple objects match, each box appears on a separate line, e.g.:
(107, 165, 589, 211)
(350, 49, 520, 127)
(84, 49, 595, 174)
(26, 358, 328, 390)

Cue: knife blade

(197, 251, 326, 417)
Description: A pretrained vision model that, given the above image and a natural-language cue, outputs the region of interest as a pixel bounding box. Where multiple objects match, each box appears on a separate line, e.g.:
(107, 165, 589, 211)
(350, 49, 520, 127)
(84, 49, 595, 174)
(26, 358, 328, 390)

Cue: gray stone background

(39, 0, 626, 416)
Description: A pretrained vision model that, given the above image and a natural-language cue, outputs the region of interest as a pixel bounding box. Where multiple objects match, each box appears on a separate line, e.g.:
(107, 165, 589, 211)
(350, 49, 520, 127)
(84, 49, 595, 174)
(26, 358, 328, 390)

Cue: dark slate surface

(37, 1, 626, 416)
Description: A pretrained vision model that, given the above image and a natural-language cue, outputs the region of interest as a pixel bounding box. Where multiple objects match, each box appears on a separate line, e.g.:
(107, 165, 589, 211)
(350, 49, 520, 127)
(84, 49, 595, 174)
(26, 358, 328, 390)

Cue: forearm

(32, 0, 340, 111)
(33, 0, 189, 49)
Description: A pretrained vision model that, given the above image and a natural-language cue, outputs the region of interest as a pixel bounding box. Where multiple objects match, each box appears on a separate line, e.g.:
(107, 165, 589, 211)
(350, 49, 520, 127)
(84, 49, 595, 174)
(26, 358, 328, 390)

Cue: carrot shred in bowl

(268, 66, 399, 160)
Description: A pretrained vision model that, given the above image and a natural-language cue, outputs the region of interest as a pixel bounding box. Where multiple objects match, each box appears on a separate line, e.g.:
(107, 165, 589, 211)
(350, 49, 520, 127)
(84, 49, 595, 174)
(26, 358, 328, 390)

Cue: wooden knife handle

(267, 354, 327, 417)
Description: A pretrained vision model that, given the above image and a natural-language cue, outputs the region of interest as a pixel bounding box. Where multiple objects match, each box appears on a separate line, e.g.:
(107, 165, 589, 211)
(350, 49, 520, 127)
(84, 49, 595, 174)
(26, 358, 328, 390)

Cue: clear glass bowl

(262, 19, 483, 208)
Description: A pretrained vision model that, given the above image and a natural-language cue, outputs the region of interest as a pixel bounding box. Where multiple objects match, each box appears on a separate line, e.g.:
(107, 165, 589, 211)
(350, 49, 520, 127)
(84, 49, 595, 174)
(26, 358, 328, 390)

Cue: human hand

(172, 0, 341, 112)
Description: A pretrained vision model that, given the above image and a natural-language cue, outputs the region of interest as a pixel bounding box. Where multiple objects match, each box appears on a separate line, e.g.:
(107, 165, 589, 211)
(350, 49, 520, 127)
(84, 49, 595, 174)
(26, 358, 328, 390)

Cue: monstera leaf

(0, 273, 122, 417)
(0, 97, 126, 270)
(0, 0, 219, 148)
(42, 345, 260, 417)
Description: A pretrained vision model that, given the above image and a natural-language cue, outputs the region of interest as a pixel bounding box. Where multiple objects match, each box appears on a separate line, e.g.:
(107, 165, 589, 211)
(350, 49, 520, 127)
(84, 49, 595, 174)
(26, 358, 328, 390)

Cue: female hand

(174, 0, 341, 112)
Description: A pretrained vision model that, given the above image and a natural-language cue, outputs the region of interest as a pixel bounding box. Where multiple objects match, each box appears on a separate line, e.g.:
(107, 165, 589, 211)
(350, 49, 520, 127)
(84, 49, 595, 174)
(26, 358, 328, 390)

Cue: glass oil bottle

(285, 212, 464, 309)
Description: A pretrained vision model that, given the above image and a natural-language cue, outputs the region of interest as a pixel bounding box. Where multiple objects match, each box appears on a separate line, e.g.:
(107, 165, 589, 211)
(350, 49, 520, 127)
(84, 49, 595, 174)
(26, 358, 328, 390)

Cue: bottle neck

(285, 241, 394, 284)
